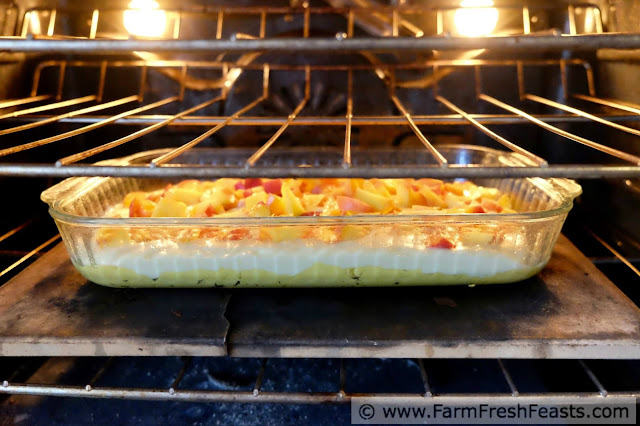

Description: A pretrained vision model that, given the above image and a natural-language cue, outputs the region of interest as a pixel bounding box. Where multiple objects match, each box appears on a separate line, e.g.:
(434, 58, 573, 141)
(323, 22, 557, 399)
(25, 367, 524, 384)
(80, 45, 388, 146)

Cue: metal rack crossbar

(0, 95, 96, 121)
(3, 35, 639, 53)
(0, 95, 51, 110)
(13, 113, 640, 127)
(0, 59, 639, 178)
(1, 165, 639, 179)
(574, 94, 640, 115)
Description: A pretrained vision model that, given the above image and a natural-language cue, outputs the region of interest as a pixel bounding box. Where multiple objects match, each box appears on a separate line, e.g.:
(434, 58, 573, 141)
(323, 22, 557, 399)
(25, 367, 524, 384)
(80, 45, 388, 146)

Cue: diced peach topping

(431, 237, 456, 249)
(152, 198, 187, 218)
(118, 178, 515, 218)
(263, 179, 282, 195)
(129, 197, 155, 218)
(337, 195, 375, 214)
(105, 178, 516, 244)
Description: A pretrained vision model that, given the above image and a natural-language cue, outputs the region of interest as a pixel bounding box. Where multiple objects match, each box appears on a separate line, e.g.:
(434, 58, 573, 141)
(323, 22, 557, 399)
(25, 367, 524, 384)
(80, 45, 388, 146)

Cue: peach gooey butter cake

(82, 177, 542, 287)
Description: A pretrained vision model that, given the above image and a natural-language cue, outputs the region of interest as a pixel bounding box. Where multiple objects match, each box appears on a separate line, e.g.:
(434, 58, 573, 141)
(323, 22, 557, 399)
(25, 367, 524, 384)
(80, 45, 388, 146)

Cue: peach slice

(281, 183, 305, 216)
(321, 198, 341, 216)
(165, 187, 203, 205)
(481, 198, 503, 213)
(355, 188, 392, 212)
(497, 193, 513, 209)
(245, 192, 269, 211)
(465, 204, 486, 214)
(337, 196, 374, 214)
(151, 198, 187, 217)
(444, 192, 467, 209)
(225, 228, 250, 241)
(263, 226, 306, 242)
(311, 227, 339, 244)
(129, 197, 155, 217)
(418, 187, 448, 208)
(176, 179, 201, 189)
(191, 202, 224, 217)
(417, 178, 444, 195)
(340, 225, 369, 241)
(460, 228, 494, 245)
(249, 203, 271, 217)
(244, 178, 263, 189)
(268, 194, 287, 215)
(444, 182, 465, 196)
(263, 179, 282, 196)
(301, 193, 325, 210)
(97, 227, 131, 246)
(393, 182, 411, 208)
(123, 191, 147, 208)
(431, 237, 455, 249)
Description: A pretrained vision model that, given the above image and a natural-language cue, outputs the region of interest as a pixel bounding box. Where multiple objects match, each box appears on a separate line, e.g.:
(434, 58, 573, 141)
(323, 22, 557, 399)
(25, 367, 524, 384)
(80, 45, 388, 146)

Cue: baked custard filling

(82, 177, 538, 287)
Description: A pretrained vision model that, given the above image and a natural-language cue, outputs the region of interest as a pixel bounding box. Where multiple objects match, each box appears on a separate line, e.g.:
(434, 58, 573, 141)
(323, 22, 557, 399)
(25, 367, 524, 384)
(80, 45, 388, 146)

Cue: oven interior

(0, 0, 639, 422)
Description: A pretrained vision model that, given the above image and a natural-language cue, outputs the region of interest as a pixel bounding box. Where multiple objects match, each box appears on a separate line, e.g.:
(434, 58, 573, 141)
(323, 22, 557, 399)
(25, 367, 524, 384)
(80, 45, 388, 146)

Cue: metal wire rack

(1, 57, 640, 179)
(0, 3, 637, 179)
(1, 2, 619, 51)
(14, 2, 606, 38)
(2, 1, 638, 55)
(1, 356, 638, 403)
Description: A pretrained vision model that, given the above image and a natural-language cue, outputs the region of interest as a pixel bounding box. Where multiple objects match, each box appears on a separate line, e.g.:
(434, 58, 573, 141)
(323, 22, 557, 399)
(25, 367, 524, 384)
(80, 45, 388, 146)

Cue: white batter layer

(89, 238, 532, 280)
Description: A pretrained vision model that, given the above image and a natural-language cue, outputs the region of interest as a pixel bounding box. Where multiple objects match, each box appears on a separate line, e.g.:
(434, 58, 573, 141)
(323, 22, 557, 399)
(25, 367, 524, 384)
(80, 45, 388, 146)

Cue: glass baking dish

(41, 146, 581, 288)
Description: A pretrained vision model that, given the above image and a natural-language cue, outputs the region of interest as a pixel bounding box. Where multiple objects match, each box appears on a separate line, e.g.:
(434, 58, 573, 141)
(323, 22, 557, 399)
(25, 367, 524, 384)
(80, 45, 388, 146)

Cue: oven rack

(1, 357, 638, 404)
(2, 0, 612, 43)
(5, 34, 640, 53)
(1, 59, 640, 179)
(1, 2, 632, 53)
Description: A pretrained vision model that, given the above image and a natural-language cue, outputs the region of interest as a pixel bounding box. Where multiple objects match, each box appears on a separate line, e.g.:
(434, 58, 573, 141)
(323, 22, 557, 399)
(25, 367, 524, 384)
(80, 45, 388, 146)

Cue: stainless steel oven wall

(575, 0, 640, 246)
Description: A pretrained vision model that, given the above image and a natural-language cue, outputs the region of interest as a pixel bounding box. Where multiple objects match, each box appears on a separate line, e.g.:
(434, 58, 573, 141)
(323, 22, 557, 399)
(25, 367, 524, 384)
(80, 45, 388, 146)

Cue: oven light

(123, 0, 167, 38)
(29, 12, 42, 35)
(224, 68, 243, 87)
(454, 0, 499, 37)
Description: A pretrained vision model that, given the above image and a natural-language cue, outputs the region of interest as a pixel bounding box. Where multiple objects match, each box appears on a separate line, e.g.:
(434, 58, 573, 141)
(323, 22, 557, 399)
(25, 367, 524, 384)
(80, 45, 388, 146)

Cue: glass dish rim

(43, 145, 582, 226)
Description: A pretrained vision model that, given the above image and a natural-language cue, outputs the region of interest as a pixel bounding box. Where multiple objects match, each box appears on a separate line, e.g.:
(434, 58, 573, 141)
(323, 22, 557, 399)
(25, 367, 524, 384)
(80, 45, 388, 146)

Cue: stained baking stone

(0, 244, 230, 356)
(225, 235, 640, 359)
(2, 236, 639, 358)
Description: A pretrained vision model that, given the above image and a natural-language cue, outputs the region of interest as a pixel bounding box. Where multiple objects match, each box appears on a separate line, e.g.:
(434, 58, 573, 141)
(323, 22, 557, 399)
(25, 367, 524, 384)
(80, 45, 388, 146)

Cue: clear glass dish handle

(41, 177, 89, 206)
(41, 157, 131, 206)
(499, 152, 582, 202)
(547, 178, 583, 201)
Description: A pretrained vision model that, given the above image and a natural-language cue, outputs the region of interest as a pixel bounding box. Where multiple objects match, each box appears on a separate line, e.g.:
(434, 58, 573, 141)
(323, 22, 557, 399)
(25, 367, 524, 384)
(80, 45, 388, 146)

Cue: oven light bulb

(124, 0, 167, 38)
(454, 0, 499, 37)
